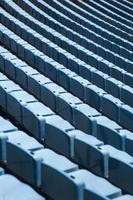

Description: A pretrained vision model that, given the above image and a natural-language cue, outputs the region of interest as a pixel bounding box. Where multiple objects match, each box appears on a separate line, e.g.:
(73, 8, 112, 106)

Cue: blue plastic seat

(100, 145, 133, 194)
(0, 117, 17, 134)
(45, 115, 75, 158)
(70, 75, 91, 101)
(72, 130, 109, 177)
(73, 104, 101, 134)
(120, 105, 133, 132)
(121, 85, 133, 107)
(41, 82, 66, 112)
(119, 129, 133, 157)
(34, 148, 79, 200)
(28, 74, 52, 100)
(85, 84, 106, 111)
(16, 66, 38, 90)
(57, 68, 77, 90)
(124, 72, 133, 88)
(95, 116, 125, 150)
(100, 94, 123, 122)
(7, 90, 37, 123)
(0, 174, 44, 200)
(56, 92, 82, 123)
(105, 77, 123, 99)
(0, 130, 43, 186)
(0, 79, 21, 110)
(69, 169, 121, 200)
(0, 72, 8, 81)
(92, 70, 109, 89)
(23, 101, 54, 140)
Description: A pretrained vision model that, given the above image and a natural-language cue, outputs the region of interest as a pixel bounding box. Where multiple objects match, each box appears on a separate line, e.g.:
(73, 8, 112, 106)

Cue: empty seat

(94, 116, 125, 151)
(119, 129, 133, 157)
(0, 51, 16, 73)
(70, 75, 91, 101)
(56, 92, 82, 123)
(33, 148, 79, 200)
(0, 79, 21, 110)
(7, 90, 37, 123)
(5, 58, 24, 80)
(0, 174, 44, 200)
(57, 68, 77, 90)
(85, 84, 106, 111)
(16, 66, 38, 90)
(100, 145, 133, 194)
(28, 74, 52, 100)
(69, 169, 121, 200)
(111, 66, 125, 83)
(124, 72, 133, 87)
(41, 82, 66, 112)
(0, 72, 8, 81)
(72, 130, 109, 177)
(23, 101, 54, 140)
(45, 115, 75, 158)
(120, 105, 133, 132)
(0, 130, 43, 186)
(100, 94, 123, 122)
(92, 70, 109, 90)
(73, 104, 101, 134)
(121, 85, 133, 107)
(0, 117, 17, 134)
(105, 77, 123, 99)
(78, 62, 95, 82)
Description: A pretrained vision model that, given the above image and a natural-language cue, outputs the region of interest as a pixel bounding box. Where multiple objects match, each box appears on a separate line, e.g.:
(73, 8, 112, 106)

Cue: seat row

(72, 0, 132, 35)
(108, 0, 133, 16)
(97, 0, 133, 22)
(0, 11, 133, 103)
(2, 0, 133, 82)
(86, 0, 133, 24)
(0, 116, 133, 198)
(119, 0, 133, 10)
(1, 25, 133, 195)
(0, 73, 110, 178)
(50, 0, 133, 40)
(12, 0, 133, 76)
(0, 0, 132, 198)
(0, 59, 133, 194)
(0, 46, 133, 157)
(29, 0, 133, 51)
(79, 0, 133, 27)
(11, 0, 133, 62)
(0, 167, 44, 200)
(0, 8, 133, 106)
(0, 24, 132, 132)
